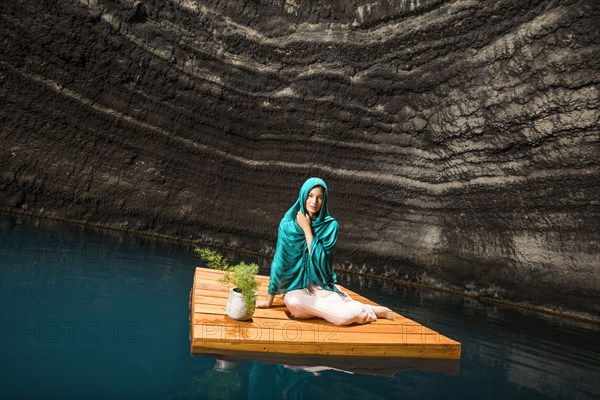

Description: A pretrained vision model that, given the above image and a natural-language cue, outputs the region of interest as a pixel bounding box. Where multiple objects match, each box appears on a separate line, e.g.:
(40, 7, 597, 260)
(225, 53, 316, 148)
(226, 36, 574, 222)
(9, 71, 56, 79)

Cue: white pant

(283, 285, 377, 326)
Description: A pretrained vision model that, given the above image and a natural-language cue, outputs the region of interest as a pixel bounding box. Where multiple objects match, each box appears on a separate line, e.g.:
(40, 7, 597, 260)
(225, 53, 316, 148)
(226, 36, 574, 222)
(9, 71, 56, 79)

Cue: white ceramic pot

(226, 287, 255, 321)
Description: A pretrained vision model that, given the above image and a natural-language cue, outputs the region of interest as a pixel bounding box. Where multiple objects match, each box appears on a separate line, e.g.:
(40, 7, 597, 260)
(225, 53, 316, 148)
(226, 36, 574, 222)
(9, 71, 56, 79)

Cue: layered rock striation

(1, 0, 599, 316)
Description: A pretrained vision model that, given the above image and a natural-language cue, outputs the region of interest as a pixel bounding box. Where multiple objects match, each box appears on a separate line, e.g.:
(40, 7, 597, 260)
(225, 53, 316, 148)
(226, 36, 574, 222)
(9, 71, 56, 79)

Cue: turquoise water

(1, 215, 598, 400)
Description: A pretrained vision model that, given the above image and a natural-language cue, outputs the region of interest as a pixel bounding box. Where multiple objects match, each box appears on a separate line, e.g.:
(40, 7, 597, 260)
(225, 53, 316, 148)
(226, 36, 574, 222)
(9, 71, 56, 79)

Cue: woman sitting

(257, 177, 394, 326)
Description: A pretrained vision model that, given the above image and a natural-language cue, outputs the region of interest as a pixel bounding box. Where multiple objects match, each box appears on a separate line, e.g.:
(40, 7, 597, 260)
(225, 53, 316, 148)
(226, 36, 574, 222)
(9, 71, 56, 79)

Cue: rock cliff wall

(1, 0, 598, 316)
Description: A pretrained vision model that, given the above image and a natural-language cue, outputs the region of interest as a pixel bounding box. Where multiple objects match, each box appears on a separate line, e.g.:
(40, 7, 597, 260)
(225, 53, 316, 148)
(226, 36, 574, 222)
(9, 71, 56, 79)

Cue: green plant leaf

(194, 247, 230, 271)
(195, 248, 261, 314)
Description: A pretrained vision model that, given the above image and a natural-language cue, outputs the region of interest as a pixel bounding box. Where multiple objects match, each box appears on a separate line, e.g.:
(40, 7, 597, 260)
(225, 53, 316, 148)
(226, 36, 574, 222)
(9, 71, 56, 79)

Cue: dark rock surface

(1, 0, 599, 317)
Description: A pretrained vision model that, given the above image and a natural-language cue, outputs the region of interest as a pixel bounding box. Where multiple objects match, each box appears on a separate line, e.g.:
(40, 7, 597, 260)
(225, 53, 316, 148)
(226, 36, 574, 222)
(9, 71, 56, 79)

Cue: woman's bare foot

(373, 306, 395, 320)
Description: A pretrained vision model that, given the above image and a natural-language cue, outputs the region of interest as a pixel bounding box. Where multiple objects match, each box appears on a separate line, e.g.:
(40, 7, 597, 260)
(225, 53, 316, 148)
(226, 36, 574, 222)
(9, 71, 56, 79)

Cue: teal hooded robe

(268, 177, 343, 296)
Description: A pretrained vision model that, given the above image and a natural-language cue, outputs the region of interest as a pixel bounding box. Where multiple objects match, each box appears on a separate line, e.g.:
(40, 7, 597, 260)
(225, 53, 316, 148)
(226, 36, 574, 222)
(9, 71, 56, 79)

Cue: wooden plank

(194, 281, 399, 312)
(190, 267, 461, 360)
(193, 292, 421, 326)
(194, 302, 414, 327)
(193, 271, 450, 331)
(193, 295, 423, 327)
(193, 313, 444, 336)
(192, 322, 456, 345)
(192, 335, 459, 358)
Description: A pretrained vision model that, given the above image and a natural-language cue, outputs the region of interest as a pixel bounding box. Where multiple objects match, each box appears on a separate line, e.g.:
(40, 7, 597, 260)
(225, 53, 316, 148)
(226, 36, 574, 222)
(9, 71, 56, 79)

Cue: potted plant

(195, 247, 260, 321)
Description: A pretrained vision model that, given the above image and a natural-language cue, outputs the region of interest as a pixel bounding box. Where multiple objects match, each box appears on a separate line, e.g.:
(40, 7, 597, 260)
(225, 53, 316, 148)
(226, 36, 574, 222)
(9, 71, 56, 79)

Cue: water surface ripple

(1, 215, 598, 399)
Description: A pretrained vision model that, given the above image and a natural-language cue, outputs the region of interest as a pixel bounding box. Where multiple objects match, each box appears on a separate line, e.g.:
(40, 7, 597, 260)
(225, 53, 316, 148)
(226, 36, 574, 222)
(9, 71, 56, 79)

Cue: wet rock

(0, 0, 598, 316)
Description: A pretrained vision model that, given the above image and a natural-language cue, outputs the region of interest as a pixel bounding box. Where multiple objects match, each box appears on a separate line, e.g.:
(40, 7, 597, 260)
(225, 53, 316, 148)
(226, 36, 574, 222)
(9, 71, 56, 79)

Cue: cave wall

(1, 0, 599, 316)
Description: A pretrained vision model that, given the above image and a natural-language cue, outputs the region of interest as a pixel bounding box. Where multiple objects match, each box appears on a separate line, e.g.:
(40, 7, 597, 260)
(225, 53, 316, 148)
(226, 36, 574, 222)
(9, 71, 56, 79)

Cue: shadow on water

(1, 214, 599, 400)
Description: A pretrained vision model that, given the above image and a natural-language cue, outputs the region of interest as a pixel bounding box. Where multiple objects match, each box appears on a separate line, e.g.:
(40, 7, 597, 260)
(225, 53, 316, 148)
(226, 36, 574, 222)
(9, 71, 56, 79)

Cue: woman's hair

(307, 184, 325, 195)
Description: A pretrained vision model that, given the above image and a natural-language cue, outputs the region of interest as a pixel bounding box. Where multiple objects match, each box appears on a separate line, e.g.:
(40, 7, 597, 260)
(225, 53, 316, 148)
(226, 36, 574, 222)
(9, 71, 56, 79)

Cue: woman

(257, 177, 394, 326)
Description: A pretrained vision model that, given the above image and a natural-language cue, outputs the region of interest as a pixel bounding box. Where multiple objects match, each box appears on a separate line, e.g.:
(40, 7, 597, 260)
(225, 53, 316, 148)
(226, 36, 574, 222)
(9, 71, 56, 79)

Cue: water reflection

(336, 271, 600, 399)
(1, 214, 599, 400)
(196, 352, 459, 378)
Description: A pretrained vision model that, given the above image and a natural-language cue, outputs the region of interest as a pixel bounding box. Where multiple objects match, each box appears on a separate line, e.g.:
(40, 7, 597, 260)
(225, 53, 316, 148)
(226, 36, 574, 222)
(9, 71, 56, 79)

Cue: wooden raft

(190, 267, 461, 360)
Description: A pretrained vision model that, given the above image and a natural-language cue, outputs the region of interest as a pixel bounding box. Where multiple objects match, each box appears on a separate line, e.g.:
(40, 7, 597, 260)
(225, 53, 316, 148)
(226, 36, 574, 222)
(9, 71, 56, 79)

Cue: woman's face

(305, 186, 324, 219)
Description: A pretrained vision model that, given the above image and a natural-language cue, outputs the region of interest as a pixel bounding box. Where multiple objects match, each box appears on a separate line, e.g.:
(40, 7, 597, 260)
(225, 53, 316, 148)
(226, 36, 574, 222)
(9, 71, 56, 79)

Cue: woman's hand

(256, 299, 271, 308)
(256, 294, 275, 308)
(296, 210, 315, 252)
(296, 210, 312, 233)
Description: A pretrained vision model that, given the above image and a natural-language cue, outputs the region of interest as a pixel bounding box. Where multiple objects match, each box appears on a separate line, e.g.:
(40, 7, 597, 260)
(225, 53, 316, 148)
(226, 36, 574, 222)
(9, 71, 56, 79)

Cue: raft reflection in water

(197, 352, 460, 378)
(190, 357, 459, 400)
